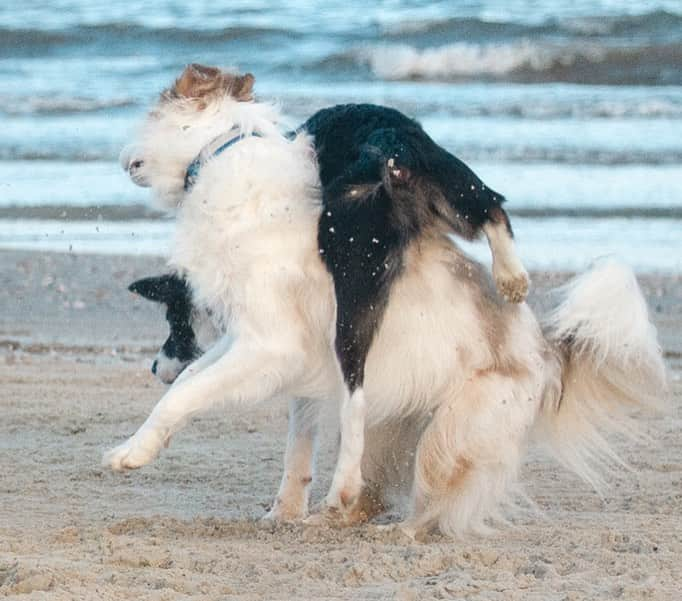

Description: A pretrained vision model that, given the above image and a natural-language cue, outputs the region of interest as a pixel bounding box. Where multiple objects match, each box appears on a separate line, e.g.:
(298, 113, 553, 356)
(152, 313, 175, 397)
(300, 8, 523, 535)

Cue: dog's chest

(169, 204, 252, 317)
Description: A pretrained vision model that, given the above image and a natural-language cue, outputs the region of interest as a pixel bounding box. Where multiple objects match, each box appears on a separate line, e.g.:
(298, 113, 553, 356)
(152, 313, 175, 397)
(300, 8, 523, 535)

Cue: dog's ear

(172, 63, 221, 99)
(128, 274, 186, 304)
(171, 65, 254, 102)
(230, 73, 255, 101)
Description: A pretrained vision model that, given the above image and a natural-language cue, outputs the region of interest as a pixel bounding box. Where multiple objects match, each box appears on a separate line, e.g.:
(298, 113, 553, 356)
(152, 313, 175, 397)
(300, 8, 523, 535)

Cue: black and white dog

(128, 274, 216, 384)
(106, 64, 666, 535)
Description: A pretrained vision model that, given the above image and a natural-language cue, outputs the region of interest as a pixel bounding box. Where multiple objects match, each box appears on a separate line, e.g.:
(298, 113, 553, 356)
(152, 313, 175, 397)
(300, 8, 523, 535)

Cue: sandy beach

(0, 249, 680, 600)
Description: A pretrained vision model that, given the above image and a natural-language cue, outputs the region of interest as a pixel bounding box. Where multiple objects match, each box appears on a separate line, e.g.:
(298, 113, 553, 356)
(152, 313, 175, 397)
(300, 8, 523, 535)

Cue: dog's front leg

(171, 333, 233, 387)
(263, 398, 318, 522)
(103, 342, 303, 471)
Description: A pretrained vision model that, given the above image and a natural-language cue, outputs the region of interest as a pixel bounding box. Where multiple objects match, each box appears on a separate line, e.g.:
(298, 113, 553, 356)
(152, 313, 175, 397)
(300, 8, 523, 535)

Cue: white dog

(106, 64, 667, 535)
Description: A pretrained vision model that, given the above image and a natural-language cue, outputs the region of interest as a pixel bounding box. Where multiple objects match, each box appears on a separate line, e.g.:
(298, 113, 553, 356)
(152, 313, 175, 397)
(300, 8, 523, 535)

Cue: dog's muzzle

(151, 353, 190, 385)
(119, 144, 151, 188)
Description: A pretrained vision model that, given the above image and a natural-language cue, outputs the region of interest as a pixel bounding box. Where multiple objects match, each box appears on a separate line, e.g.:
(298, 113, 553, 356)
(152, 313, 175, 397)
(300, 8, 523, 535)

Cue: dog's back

(305, 103, 506, 236)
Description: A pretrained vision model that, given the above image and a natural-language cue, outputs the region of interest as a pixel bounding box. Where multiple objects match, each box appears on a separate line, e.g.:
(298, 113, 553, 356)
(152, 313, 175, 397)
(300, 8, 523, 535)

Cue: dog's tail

(536, 258, 668, 492)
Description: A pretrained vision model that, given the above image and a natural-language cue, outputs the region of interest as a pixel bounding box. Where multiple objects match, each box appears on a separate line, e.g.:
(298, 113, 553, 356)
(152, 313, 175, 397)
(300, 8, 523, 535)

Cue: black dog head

(129, 274, 200, 384)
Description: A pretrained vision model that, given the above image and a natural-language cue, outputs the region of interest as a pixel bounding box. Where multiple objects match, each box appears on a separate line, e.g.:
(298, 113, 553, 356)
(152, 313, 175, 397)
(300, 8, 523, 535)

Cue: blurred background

(1, 0, 681, 271)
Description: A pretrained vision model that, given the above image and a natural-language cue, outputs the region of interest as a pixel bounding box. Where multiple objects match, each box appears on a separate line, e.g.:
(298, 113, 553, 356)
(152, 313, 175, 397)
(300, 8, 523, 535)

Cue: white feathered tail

(537, 258, 668, 491)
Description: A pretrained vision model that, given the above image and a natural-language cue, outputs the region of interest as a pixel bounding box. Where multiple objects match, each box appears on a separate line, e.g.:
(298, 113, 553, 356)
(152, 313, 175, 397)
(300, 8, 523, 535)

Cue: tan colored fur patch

(167, 63, 255, 102)
(416, 417, 473, 498)
(406, 232, 518, 369)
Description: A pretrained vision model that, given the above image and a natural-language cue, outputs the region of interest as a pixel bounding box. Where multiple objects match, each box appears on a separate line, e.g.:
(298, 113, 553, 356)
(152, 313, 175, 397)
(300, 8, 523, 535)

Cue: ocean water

(1, 1, 681, 272)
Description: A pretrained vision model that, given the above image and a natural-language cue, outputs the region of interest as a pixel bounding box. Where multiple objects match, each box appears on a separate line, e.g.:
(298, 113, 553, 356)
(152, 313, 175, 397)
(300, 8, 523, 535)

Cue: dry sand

(0, 249, 680, 600)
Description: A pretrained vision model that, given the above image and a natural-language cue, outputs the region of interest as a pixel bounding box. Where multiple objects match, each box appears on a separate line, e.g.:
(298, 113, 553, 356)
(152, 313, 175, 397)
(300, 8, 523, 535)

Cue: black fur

(128, 275, 199, 366)
(304, 104, 509, 391)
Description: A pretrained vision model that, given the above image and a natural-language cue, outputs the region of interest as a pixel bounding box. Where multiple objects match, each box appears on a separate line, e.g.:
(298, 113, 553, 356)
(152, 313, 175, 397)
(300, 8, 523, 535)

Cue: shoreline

(2, 203, 682, 221)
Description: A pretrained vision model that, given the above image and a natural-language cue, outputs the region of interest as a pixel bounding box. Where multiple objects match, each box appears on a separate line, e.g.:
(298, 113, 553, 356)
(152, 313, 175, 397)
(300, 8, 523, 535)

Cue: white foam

(364, 41, 604, 80)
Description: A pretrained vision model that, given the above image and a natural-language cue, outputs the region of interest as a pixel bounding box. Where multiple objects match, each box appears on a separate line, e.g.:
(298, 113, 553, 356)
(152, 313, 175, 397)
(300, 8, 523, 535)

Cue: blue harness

(184, 128, 262, 192)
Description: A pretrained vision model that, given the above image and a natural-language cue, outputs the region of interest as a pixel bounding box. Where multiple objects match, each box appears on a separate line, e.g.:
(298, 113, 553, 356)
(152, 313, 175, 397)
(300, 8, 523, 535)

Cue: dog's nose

(119, 144, 146, 175)
(151, 359, 158, 375)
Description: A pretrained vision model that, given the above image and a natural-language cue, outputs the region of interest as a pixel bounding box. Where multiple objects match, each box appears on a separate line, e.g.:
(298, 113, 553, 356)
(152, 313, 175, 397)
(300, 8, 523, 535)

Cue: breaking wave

(361, 41, 682, 85)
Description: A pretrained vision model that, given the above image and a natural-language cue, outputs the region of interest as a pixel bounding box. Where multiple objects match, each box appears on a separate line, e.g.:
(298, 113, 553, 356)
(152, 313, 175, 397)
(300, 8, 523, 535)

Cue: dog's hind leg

(404, 371, 536, 537)
(263, 398, 318, 522)
(103, 340, 305, 471)
(364, 128, 530, 302)
(482, 207, 529, 303)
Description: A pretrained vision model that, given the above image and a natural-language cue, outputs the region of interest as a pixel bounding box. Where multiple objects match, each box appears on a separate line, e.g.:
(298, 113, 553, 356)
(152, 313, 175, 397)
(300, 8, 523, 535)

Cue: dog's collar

(184, 127, 261, 191)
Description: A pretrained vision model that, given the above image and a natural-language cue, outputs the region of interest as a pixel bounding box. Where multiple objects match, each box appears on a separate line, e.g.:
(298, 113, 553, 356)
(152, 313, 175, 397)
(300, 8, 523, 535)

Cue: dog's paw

(302, 507, 338, 527)
(303, 504, 367, 528)
(493, 264, 530, 303)
(102, 427, 166, 471)
(262, 476, 312, 522)
(261, 502, 307, 523)
(304, 494, 370, 528)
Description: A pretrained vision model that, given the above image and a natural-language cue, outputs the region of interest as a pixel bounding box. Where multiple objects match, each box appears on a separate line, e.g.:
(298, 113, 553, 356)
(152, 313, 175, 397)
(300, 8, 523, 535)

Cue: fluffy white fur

(120, 95, 285, 211)
(105, 73, 668, 536)
(536, 258, 668, 491)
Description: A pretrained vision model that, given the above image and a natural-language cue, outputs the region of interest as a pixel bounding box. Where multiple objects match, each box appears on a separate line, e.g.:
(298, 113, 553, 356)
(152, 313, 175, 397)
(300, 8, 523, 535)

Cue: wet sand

(1, 249, 680, 600)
